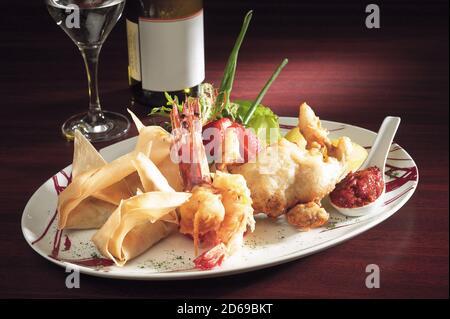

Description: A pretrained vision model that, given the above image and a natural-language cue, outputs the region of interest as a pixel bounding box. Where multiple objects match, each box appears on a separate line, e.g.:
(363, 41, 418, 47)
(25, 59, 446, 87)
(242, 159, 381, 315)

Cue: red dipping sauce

(330, 166, 384, 208)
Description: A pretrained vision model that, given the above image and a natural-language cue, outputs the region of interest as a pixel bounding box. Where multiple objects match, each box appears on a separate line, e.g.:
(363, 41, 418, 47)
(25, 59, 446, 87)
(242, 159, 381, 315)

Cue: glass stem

(80, 45, 104, 124)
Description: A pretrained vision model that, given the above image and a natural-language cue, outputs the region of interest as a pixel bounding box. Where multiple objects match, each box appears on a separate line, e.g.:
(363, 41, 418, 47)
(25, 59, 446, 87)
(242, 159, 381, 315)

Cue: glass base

(61, 111, 130, 142)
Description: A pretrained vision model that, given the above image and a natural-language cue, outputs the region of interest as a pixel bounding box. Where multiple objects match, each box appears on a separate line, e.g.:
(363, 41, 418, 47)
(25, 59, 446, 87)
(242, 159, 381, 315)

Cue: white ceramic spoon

(330, 116, 401, 217)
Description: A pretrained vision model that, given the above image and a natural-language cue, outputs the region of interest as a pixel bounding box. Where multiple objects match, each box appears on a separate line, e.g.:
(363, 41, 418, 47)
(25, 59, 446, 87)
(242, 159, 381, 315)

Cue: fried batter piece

(231, 102, 352, 229)
(286, 202, 329, 231)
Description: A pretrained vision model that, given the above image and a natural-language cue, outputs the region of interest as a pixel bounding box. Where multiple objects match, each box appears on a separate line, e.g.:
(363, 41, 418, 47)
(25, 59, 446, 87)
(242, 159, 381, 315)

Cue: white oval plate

(21, 118, 419, 280)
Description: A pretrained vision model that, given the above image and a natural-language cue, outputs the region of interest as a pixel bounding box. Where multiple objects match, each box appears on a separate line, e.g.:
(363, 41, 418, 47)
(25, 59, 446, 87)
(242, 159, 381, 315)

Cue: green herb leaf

(149, 106, 170, 116)
(148, 92, 183, 119)
(242, 58, 288, 125)
(198, 83, 220, 124)
(215, 10, 253, 110)
(234, 100, 281, 143)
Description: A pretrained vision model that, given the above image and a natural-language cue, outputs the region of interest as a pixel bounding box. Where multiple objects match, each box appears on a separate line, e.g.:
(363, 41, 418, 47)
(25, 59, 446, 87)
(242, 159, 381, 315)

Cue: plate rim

(21, 118, 419, 280)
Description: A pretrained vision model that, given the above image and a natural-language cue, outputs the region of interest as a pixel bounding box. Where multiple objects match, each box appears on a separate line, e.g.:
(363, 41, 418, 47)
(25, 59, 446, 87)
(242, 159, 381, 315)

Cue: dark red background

(0, 0, 448, 298)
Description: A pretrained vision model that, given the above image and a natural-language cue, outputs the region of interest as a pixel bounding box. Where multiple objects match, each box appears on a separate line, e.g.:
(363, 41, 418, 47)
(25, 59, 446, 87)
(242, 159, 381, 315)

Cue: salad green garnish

(234, 100, 281, 142)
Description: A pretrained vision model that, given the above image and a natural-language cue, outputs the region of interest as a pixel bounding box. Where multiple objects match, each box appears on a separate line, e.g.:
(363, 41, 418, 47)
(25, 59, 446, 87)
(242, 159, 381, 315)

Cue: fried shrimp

(178, 185, 225, 253)
(170, 100, 255, 269)
(213, 172, 255, 253)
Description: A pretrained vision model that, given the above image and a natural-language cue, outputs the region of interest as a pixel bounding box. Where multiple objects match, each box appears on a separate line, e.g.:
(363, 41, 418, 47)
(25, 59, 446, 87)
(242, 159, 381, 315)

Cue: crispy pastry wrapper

(57, 131, 140, 229)
(129, 109, 183, 192)
(92, 153, 191, 266)
(91, 191, 190, 266)
(57, 113, 182, 230)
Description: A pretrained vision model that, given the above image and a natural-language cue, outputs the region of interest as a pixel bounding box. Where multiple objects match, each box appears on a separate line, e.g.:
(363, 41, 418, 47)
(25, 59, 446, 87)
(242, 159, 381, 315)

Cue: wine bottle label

(126, 19, 141, 82)
(138, 10, 205, 92)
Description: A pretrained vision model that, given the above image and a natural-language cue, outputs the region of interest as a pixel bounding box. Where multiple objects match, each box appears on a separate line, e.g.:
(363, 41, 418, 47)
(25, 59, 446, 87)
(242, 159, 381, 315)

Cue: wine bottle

(125, 0, 205, 108)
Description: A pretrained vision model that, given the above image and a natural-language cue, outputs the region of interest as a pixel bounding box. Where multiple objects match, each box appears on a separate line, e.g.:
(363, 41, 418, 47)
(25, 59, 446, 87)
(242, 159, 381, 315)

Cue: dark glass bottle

(125, 0, 204, 108)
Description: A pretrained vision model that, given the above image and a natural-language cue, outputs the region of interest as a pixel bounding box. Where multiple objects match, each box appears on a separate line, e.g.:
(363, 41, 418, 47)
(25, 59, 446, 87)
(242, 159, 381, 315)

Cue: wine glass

(46, 0, 129, 142)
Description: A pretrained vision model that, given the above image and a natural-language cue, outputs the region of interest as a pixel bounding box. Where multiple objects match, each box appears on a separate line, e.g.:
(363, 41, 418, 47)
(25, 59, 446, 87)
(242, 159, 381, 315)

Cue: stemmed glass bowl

(46, 0, 129, 142)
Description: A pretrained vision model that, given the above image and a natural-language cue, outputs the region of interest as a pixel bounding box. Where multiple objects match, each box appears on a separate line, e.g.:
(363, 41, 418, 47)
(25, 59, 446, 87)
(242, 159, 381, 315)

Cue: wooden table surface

(0, 1, 448, 298)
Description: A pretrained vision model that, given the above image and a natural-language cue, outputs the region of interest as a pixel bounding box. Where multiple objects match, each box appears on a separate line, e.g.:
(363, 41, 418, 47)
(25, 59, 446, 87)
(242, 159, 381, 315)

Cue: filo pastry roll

(92, 153, 191, 265)
(57, 121, 174, 230)
(57, 130, 137, 230)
